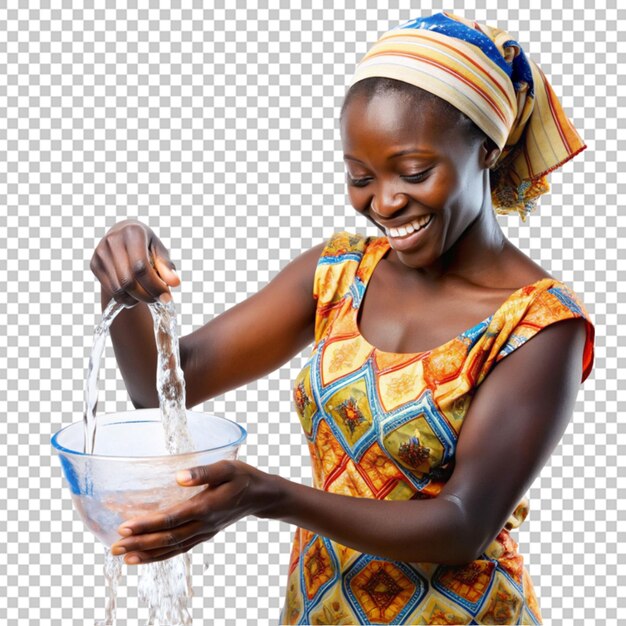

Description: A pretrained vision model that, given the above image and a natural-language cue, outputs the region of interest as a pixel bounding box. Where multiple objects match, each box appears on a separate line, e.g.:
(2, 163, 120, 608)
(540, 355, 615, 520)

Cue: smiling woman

(273, 11, 592, 625)
(340, 85, 501, 265)
(94, 10, 594, 626)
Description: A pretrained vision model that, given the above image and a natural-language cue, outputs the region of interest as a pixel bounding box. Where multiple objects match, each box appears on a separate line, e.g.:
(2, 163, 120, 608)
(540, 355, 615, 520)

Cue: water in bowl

(85, 297, 195, 625)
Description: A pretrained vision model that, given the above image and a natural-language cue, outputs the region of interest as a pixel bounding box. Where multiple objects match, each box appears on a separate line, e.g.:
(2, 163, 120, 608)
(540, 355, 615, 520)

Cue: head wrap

(348, 11, 587, 222)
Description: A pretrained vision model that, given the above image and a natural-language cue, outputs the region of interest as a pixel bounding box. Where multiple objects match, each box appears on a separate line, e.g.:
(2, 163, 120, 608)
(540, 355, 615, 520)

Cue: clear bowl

(51, 409, 246, 547)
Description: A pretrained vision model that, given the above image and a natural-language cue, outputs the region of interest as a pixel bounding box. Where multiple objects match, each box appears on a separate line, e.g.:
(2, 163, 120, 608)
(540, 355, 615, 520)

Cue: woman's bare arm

(179, 242, 325, 408)
(102, 241, 326, 410)
(260, 317, 587, 564)
(112, 319, 588, 566)
(101, 286, 163, 409)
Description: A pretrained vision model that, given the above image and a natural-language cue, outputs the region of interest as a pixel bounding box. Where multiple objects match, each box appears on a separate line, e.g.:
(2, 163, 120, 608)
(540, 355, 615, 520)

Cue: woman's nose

(371, 190, 408, 218)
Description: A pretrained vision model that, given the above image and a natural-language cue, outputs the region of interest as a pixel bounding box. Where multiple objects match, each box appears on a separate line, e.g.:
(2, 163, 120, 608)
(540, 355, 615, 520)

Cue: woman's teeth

(386, 214, 433, 238)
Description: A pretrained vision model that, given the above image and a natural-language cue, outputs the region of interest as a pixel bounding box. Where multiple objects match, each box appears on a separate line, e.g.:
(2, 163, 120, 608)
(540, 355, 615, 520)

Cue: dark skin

(93, 91, 588, 566)
(342, 92, 555, 353)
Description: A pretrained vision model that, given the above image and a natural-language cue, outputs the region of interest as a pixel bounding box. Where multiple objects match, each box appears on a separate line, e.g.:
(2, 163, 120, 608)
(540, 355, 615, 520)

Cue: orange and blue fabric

(348, 11, 587, 222)
(279, 231, 595, 625)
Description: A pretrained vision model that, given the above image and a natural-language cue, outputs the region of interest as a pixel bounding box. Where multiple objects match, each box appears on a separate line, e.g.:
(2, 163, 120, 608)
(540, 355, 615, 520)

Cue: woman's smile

(385, 213, 435, 251)
(383, 213, 434, 238)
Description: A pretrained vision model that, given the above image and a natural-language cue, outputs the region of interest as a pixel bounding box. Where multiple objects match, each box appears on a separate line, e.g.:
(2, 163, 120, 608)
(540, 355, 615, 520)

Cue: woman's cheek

(347, 188, 368, 214)
(423, 170, 453, 205)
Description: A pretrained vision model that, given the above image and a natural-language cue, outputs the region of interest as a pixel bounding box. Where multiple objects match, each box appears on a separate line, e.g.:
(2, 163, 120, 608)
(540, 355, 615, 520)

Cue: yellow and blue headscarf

(348, 11, 587, 222)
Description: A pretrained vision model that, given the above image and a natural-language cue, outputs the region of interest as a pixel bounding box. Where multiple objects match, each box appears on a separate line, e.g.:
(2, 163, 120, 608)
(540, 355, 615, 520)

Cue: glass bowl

(51, 408, 246, 547)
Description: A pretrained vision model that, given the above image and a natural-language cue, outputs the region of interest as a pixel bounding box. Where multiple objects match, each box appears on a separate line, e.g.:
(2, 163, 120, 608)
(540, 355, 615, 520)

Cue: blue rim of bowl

(50, 411, 247, 461)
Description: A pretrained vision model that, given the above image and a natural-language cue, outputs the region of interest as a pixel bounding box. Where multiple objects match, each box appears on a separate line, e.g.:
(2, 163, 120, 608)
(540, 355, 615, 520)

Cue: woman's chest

(293, 332, 476, 488)
(356, 268, 540, 355)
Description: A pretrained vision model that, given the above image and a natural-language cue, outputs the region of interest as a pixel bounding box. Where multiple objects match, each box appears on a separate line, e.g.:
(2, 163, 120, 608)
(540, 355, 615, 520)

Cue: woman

(92, 12, 595, 625)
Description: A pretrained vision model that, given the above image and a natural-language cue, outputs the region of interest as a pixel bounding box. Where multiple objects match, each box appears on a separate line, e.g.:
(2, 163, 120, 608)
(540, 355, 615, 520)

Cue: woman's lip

(386, 214, 434, 251)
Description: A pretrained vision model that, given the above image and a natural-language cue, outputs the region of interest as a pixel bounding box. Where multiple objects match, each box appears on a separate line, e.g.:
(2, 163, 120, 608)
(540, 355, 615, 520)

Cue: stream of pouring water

(85, 297, 195, 625)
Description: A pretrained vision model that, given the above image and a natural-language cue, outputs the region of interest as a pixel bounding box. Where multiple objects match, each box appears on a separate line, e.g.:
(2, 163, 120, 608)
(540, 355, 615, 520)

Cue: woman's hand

(110, 460, 279, 565)
(90, 218, 180, 308)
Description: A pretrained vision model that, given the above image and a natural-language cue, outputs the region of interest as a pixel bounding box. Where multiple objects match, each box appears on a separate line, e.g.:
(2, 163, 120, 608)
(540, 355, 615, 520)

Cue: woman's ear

(483, 138, 501, 169)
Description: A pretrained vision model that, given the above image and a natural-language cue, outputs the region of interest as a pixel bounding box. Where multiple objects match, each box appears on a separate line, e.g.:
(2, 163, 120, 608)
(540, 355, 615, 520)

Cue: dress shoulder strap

(312, 231, 376, 345)
(477, 278, 595, 385)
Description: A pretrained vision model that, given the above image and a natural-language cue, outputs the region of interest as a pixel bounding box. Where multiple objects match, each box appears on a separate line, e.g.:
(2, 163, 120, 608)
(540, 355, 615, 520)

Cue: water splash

(84, 297, 196, 625)
(83, 298, 124, 455)
(138, 553, 193, 626)
(138, 299, 194, 625)
(96, 548, 124, 626)
(148, 298, 194, 455)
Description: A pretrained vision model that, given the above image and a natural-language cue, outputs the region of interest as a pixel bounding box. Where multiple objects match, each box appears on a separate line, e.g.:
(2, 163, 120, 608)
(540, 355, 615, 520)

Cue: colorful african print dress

(279, 231, 595, 626)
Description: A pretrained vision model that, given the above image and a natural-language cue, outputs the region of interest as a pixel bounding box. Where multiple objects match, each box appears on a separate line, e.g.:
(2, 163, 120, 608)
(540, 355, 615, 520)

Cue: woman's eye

(347, 171, 429, 187)
(348, 176, 371, 187)
(404, 171, 429, 183)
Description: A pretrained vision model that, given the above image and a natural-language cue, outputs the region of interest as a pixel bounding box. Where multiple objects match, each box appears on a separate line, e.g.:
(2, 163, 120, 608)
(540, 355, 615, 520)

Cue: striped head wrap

(348, 11, 587, 222)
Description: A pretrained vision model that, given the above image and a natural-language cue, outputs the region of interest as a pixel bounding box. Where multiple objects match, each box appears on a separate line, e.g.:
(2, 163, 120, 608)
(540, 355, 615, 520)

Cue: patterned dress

(279, 231, 595, 626)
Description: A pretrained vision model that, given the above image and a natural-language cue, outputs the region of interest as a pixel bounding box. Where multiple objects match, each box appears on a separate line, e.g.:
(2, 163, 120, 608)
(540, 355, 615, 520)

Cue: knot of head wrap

(348, 11, 587, 222)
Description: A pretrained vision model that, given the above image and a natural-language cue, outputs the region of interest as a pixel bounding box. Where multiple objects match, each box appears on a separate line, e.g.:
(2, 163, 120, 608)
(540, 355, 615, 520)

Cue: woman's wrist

(252, 471, 290, 520)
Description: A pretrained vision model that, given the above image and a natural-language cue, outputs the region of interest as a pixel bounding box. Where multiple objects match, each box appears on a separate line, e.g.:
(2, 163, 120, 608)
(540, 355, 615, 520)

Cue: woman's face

(340, 90, 499, 271)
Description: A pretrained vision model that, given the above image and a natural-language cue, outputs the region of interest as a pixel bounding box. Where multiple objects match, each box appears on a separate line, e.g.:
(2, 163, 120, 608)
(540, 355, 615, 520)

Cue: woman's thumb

(153, 255, 180, 286)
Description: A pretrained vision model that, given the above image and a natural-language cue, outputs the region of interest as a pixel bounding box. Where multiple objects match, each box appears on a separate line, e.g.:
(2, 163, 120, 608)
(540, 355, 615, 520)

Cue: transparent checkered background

(0, 1, 623, 624)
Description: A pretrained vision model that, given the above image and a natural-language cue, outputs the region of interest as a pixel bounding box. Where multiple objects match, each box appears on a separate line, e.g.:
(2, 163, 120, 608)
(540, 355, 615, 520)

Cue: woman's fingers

(110, 259, 155, 307)
(90, 219, 180, 308)
(116, 495, 203, 538)
(112, 519, 205, 556)
(122, 533, 215, 565)
(176, 459, 237, 487)
(108, 227, 169, 305)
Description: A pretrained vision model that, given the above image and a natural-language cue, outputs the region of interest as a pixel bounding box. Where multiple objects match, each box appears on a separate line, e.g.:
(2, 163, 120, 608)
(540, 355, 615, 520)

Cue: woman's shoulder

(484, 273, 595, 385)
(498, 248, 594, 326)
(496, 241, 555, 286)
(491, 249, 593, 340)
(464, 244, 595, 384)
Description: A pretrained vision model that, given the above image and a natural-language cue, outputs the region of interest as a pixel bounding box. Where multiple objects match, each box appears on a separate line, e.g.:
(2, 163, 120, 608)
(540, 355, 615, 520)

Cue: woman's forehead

(341, 94, 458, 150)
(343, 91, 456, 130)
